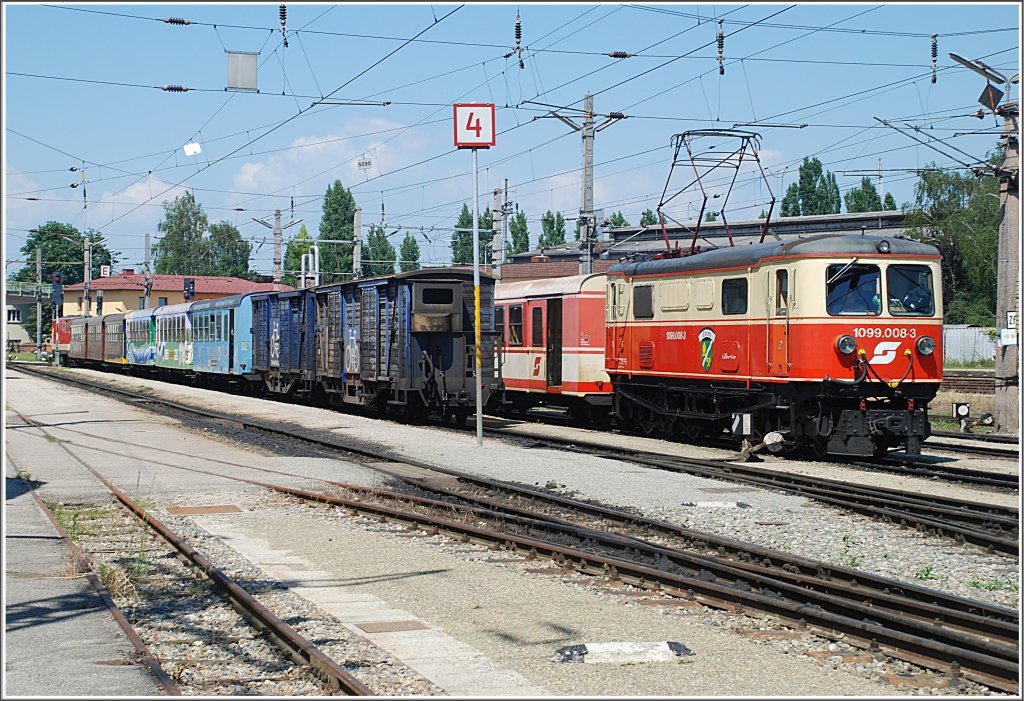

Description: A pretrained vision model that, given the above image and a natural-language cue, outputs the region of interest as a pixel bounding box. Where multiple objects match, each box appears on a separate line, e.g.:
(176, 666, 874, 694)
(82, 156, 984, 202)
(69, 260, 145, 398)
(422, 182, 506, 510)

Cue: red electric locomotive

(605, 233, 943, 457)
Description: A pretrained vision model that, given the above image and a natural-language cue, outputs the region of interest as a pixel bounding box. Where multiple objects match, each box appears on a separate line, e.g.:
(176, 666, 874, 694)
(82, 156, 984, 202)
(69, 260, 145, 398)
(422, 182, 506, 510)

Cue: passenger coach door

(546, 298, 562, 387)
(768, 269, 790, 376)
(528, 303, 545, 386)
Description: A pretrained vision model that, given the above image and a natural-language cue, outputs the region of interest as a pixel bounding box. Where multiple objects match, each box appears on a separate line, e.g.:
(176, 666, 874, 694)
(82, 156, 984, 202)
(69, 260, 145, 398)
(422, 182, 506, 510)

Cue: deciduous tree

(153, 193, 209, 274)
(318, 180, 357, 282)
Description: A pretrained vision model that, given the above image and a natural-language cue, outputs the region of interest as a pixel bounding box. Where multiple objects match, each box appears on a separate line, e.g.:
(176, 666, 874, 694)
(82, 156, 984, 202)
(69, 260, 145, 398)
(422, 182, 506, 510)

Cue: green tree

(704, 210, 718, 222)
(609, 211, 630, 228)
(780, 183, 801, 217)
(361, 224, 396, 277)
(153, 192, 209, 274)
(904, 163, 1000, 324)
(450, 204, 494, 265)
(844, 177, 883, 213)
(758, 209, 768, 219)
(538, 210, 566, 248)
(451, 204, 474, 264)
(399, 233, 420, 272)
(207, 221, 251, 277)
(283, 224, 314, 287)
(781, 158, 841, 216)
(639, 209, 658, 227)
(507, 210, 530, 257)
(883, 192, 898, 211)
(318, 180, 357, 282)
(10, 222, 117, 335)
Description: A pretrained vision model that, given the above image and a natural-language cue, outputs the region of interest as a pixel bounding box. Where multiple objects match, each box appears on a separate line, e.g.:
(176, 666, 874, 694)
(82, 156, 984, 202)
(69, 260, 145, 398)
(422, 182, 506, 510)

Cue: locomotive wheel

(639, 411, 658, 435)
(683, 423, 703, 441)
(810, 438, 830, 459)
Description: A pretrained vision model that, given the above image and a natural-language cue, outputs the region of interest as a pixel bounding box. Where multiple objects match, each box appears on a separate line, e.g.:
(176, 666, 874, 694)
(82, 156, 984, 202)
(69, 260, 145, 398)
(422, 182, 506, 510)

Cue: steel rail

(13, 409, 376, 697)
(13, 365, 1019, 691)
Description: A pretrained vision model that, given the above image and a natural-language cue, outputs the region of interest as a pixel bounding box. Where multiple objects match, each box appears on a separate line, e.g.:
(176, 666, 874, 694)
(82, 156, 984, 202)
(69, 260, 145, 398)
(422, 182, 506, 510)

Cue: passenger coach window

(826, 263, 881, 316)
(722, 278, 748, 315)
(887, 265, 934, 316)
(494, 306, 504, 341)
(508, 305, 523, 346)
(531, 307, 543, 347)
(634, 285, 655, 319)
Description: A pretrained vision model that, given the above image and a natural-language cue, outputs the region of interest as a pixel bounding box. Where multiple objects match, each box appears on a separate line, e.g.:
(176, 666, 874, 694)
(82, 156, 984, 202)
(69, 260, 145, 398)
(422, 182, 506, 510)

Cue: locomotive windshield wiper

(826, 257, 859, 285)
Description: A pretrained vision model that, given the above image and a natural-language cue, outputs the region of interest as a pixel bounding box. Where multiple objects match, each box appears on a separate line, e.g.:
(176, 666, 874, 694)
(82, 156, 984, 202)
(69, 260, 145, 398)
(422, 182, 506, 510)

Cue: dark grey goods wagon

(313, 268, 501, 422)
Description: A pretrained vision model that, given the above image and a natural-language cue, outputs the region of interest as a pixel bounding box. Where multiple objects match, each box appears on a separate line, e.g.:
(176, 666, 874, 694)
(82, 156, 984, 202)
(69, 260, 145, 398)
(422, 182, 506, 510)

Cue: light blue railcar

(191, 293, 257, 377)
(154, 302, 194, 371)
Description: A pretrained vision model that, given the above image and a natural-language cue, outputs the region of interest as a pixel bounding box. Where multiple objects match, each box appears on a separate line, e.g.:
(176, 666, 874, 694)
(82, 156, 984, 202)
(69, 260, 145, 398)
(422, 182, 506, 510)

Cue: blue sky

(4, 2, 1020, 277)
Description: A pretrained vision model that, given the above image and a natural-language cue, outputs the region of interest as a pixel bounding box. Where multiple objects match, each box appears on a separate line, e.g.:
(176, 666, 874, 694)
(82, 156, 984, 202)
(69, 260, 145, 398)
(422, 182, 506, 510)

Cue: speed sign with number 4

(453, 103, 496, 148)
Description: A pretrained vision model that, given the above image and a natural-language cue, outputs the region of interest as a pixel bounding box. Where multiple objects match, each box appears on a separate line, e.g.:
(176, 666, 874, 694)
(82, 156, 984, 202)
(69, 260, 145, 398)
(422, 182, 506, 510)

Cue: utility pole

(83, 237, 91, 317)
(35, 248, 42, 359)
(995, 100, 1019, 435)
(491, 186, 502, 278)
(144, 233, 152, 308)
(534, 93, 625, 275)
(253, 209, 299, 291)
(353, 207, 362, 278)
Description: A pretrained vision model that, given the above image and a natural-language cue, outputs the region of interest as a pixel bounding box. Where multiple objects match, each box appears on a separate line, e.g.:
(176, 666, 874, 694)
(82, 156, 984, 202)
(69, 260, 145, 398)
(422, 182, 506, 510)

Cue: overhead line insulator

(163, 17, 190, 25)
(606, 112, 626, 119)
(931, 34, 938, 84)
(162, 85, 190, 92)
(717, 20, 725, 76)
(607, 51, 633, 59)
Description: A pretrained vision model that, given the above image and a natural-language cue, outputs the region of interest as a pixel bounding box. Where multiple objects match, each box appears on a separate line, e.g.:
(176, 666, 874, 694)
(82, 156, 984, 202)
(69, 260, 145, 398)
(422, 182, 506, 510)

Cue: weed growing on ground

(915, 566, 936, 581)
(841, 534, 860, 568)
(970, 578, 1019, 592)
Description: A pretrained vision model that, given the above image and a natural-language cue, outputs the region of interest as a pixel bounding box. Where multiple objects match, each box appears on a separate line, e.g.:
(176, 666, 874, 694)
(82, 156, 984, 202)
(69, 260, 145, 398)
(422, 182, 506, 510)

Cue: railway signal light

(51, 272, 64, 305)
(183, 277, 195, 301)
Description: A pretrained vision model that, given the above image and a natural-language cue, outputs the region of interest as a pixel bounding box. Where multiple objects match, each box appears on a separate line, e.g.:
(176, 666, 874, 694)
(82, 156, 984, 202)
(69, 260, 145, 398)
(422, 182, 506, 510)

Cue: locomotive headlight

(836, 335, 857, 355)
(916, 336, 936, 356)
(876, 239, 891, 254)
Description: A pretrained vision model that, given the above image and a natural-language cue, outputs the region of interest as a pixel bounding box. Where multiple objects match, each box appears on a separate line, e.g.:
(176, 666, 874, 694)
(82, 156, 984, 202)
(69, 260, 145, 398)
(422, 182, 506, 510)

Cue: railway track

(13, 363, 1019, 557)
(841, 457, 1019, 491)
(9, 409, 374, 696)
(9, 390, 1018, 694)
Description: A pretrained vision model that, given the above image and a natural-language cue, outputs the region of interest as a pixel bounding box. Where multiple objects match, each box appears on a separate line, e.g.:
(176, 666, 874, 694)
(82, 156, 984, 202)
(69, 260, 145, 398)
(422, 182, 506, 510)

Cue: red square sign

(453, 103, 496, 148)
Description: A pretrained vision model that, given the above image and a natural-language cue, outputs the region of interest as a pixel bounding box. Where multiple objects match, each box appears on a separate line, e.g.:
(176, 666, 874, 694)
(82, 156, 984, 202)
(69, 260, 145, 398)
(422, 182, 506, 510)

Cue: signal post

(453, 103, 496, 447)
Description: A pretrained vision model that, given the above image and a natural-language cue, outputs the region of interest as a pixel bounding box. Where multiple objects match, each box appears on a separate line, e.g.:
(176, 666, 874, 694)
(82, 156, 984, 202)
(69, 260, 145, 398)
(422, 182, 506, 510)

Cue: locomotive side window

(887, 265, 934, 316)
(775, 270, 789, 315)
(508, 304, 523, 346)
(531, 307, 543, 347)
(722, 278, 748, 315)
(826, 263, 881, 316)
(633, 285, 655, 319)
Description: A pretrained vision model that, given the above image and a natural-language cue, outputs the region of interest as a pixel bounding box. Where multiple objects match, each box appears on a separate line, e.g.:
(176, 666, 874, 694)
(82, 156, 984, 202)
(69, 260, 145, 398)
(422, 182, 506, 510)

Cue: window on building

(722, 278, 748, 315)
(158, 297, 168, 307)
(7, 308, 21, 323)
(507, 305, 523, 346)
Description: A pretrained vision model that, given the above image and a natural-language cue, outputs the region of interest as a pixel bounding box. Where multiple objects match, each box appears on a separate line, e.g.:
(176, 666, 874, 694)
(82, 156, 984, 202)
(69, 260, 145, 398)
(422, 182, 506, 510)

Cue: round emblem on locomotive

(698, 328, 716, 372)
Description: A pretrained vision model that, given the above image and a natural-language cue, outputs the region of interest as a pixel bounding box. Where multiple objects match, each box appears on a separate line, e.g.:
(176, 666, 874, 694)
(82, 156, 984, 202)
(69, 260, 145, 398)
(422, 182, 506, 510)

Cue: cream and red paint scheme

(495, 274, 612, 419)
(606, 234, 943, 456)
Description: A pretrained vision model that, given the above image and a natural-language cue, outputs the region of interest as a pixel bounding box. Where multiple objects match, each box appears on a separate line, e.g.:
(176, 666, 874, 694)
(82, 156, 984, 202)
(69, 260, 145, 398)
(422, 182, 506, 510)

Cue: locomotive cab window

(633, 285, 655, 319)
(775, 270, 789, 315)
(722, 278, 748, 315)
(887, 265, 934, 316)
(508, 304, 523, 346)
(826, 263, 881, 316)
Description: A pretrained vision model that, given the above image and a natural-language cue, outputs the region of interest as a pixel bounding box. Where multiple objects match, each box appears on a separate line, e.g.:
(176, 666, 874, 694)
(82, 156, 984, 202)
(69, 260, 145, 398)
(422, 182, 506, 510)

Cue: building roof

(64, 272, 291, 294)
